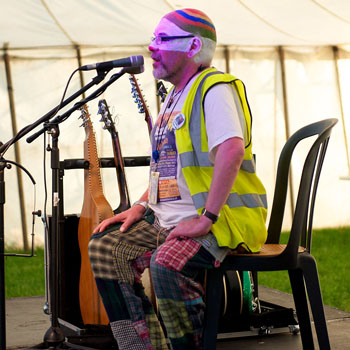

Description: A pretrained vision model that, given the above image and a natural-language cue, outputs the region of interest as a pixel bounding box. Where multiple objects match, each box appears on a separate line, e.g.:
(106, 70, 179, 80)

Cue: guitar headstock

(97, 99, 116, 134)
(129, 75, 148, 113)
(129, 74, 153, 134)
(79, 104, 90, 128)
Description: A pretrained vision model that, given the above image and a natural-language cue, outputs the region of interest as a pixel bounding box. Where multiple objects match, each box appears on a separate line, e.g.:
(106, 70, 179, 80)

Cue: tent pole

(3, 43, 29, 251)
(278, 46, 295, 218)
(75, 45, 86, 98)
(332, 46, 350, 179)
(224, 46, 230, 73)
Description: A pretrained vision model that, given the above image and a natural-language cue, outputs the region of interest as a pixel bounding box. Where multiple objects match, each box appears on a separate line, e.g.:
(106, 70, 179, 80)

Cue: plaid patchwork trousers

(88, 217, 217, 350)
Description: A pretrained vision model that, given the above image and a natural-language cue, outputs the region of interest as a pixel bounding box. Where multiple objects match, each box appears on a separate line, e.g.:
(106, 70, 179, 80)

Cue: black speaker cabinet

(49, 214, 83, 327)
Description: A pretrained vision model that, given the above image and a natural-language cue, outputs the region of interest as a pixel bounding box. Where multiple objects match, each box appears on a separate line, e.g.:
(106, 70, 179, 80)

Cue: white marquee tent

(1, 0, 350, 248)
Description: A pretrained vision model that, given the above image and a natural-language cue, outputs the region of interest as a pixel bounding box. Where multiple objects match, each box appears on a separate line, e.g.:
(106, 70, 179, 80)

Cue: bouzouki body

(78, 104, 113, 325)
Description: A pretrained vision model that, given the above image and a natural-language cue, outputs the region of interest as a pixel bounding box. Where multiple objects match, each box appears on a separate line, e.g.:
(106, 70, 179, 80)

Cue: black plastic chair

(203, 118, 338, 350)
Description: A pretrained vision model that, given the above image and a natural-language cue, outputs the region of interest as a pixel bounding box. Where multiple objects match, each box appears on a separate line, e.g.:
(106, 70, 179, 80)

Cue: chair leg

(203, 267, 224, 350)
(298, 254, 331, 350)
(289, 268, 315, 350)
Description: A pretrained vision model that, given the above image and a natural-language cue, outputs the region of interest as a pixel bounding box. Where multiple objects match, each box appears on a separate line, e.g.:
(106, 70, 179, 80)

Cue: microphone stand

(26, 68, 130, 350)
(41, 122, 65, 347)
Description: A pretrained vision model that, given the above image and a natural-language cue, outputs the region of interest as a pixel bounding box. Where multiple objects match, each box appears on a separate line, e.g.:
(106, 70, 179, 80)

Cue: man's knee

(151, 238, 202, 273)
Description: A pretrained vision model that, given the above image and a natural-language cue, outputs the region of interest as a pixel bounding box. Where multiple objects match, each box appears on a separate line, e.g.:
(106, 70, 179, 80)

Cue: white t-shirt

(148, 75, 245, 228)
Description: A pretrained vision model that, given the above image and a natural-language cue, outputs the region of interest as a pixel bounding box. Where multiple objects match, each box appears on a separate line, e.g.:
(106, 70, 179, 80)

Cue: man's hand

(166, 215, 212, 241)
(93, 204, 146, 234)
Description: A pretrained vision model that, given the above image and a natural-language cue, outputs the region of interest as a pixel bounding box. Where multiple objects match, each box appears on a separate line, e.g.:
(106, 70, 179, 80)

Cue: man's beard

(153, 62, 176, 82)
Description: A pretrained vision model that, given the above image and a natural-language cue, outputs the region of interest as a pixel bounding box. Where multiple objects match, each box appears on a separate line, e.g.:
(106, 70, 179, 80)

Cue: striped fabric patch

(164, 8, 216, 42)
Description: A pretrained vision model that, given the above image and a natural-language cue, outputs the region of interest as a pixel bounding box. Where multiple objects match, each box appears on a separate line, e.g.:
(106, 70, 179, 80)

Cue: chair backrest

(266, 118, 338, 260)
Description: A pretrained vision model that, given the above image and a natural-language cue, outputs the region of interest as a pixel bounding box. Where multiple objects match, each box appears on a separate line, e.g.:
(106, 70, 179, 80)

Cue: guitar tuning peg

(138, 103, 145, 113)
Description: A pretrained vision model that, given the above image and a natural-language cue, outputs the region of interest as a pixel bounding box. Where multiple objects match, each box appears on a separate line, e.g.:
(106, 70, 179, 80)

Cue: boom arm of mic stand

(25, 71, 110, 144)
(27, 68, 128, 143)
(0, 69, 109, 153)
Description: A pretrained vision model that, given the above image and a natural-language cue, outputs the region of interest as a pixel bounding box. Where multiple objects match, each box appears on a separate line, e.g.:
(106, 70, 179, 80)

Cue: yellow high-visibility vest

(175, 68, 267, 252)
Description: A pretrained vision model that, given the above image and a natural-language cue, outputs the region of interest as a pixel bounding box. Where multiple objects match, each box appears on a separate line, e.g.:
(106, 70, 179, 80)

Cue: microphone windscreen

(131, 55, 144, 67)
(125, 65, 144, 74)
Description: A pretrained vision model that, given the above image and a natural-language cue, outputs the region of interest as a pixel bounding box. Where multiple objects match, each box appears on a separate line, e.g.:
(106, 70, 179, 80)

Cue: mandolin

(78, 104, 113, 325)
(97, 99, 130, 213)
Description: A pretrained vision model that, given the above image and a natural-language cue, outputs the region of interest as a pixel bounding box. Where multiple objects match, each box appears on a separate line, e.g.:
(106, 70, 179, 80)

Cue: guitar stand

(24, 123, 97, 350)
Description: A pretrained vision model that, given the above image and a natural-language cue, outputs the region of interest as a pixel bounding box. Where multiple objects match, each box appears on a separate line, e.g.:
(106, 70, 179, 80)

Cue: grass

(258, 226, 350, 312)
(4, 247, 45, 298)
(3, 227, 350, 312)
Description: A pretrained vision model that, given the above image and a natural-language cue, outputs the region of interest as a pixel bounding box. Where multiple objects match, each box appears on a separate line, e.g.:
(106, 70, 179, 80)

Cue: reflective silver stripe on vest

(180, 151, 256, 173)
(241, 158, 256, 173)
(189, 71, 220, 161)
(192, 191, 267, 210)
(180, 151, 212, 167)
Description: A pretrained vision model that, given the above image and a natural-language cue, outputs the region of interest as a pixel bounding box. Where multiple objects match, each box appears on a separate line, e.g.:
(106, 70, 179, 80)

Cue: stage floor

(5, 286, 350, 349)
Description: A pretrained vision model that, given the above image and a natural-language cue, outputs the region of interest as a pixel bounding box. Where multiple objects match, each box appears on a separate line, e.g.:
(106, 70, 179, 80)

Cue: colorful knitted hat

(163, 8, 216, 42)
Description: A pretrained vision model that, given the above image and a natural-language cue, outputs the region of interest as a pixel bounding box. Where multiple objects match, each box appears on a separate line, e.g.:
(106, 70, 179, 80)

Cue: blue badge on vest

(172, 113, 185, 130)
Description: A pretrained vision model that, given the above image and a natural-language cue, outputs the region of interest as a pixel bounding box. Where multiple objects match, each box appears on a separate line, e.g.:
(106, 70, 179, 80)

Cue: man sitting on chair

(89, 8, 268, 350)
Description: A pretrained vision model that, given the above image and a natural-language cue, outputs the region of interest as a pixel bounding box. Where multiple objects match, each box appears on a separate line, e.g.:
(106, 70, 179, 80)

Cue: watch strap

(201, 208, 219, 223)
(132, 200, 148, 209)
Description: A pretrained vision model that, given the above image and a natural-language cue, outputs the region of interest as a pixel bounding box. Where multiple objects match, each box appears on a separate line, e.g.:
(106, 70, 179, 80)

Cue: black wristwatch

(201, 208, 219, 223)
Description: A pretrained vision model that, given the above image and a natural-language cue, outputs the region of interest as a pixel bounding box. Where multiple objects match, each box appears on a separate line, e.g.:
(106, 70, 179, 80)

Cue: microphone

(79, 55, 144, 71)
(123, 65, 145, 75)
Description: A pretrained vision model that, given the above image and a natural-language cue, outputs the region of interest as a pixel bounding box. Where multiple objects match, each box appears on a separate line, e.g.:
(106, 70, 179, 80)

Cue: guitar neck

(145, 116, 152, 136)
(110, 130, 131, 212)
(98, 99, 131, 212)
